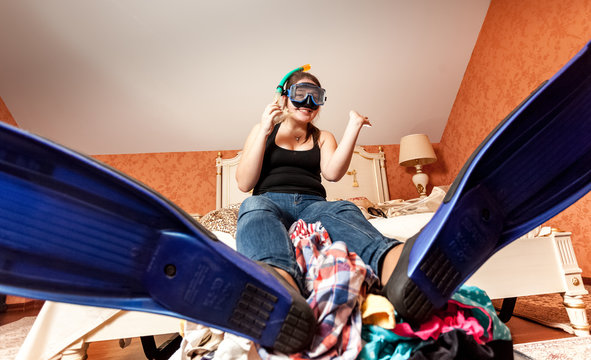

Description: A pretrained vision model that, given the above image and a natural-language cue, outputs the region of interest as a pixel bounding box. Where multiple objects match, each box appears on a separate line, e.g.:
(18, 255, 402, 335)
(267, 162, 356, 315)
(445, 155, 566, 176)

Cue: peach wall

(432, 0, 591, 274)
(94, 150, 239, 216)
(0, 96, 18, 127)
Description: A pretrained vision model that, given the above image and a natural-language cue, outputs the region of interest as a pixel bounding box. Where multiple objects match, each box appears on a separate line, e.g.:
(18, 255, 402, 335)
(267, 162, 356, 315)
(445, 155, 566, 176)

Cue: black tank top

(253, 124, 326, 198)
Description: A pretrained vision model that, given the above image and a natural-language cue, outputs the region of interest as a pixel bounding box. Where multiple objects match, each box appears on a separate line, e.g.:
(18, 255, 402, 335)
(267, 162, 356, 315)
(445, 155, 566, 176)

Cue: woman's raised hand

(261, 103, 283, 135)
(349, 110, 371, 128)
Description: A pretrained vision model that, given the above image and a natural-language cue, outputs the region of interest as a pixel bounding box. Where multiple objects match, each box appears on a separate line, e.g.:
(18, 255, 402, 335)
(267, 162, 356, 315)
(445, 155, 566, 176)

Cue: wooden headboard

(216, 146, 389, 209)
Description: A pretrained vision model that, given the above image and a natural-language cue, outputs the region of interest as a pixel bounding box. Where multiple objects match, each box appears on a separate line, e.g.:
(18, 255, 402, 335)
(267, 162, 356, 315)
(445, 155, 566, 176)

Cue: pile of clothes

(174, 220, 513, 360)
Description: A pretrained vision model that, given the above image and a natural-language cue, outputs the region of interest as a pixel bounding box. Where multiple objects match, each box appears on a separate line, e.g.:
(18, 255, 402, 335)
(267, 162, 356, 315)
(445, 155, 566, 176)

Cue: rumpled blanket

(258, 219, 379, 360)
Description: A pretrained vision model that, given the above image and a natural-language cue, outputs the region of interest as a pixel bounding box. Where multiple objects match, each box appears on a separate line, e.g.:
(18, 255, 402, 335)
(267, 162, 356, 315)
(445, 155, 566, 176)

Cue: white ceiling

(0, 0, 490, 155)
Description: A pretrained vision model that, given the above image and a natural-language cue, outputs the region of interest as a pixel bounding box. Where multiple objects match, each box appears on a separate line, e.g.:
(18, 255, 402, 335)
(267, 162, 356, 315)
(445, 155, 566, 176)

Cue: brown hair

(283, 71, 322, 144)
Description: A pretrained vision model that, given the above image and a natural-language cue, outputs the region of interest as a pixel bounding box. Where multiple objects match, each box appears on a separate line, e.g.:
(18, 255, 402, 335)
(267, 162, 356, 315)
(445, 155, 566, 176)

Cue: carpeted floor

(493, 285, 591, 335)
(514, 336, 591, 360)
(0, 316, 36, 359)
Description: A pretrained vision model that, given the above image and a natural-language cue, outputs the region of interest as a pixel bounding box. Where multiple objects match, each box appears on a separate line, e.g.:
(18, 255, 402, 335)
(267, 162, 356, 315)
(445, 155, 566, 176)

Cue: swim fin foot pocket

(0, 124, 315, 353)
(385, 40, 591, 325)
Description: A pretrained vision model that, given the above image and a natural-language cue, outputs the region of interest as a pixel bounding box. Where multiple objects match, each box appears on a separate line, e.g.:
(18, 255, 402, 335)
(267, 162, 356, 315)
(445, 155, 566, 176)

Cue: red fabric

(393, 301, 488, 345)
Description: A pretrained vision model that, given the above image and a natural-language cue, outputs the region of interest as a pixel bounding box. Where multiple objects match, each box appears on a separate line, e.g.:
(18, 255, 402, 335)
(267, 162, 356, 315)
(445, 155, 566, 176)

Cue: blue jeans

(236, 192, 402, 292)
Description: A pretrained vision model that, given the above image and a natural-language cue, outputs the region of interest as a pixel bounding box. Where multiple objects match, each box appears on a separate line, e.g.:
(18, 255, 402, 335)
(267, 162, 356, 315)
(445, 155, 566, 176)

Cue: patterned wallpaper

(431, 0, 591, 274)
(94, 150, 239, 216)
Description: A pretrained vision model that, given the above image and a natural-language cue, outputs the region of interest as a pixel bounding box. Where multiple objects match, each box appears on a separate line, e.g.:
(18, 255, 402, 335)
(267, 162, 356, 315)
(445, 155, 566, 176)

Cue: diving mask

(287, 83, 326, 109)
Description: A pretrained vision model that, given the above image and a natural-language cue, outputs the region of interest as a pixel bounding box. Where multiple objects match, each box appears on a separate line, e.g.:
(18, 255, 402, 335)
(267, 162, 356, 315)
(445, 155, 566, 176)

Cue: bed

(17, 146, 589, 360)
(213, 146, 590, 336)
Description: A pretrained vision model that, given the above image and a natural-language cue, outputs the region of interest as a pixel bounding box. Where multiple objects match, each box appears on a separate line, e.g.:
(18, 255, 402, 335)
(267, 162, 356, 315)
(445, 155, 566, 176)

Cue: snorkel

(273, 64, 311, 103)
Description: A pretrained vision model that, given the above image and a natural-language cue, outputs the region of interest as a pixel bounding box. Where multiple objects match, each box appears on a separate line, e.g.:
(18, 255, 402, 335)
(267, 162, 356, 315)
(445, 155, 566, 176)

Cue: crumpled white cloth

(171, 320, 255, 360)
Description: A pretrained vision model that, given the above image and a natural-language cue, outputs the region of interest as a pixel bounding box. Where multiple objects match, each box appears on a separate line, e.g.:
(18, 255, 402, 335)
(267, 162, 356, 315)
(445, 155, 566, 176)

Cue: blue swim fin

(0, 123, 315, 353)
(384, 40, 591, 324)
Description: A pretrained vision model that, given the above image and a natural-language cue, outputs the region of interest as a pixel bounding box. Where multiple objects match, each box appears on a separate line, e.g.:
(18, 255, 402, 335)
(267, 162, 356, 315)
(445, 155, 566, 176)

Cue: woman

(235, 70, 403, 310)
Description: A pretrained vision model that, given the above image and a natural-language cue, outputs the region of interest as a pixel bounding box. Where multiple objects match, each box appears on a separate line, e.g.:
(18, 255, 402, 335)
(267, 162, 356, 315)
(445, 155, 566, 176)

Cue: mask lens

(294, 86, 309, 102)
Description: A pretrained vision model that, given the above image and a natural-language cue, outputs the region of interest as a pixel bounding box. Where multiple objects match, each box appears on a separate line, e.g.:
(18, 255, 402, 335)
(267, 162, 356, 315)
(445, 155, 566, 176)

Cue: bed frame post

(216, 152, 222, 209)
(379, 146, 389, 202)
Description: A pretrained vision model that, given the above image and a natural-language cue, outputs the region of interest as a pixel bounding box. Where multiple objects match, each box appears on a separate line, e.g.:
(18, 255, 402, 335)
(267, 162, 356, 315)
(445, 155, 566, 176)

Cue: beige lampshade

(399, 134, 437, 167)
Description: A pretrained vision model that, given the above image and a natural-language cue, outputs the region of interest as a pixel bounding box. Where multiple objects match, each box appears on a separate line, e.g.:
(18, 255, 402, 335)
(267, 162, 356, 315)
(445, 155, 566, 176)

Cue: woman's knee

(323, 200, 362, 214)
(238, 195, 279, 217)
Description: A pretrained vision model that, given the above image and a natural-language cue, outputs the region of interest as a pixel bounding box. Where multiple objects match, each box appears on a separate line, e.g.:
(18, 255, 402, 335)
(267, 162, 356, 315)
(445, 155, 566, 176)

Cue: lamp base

(412, 165, 429, 198)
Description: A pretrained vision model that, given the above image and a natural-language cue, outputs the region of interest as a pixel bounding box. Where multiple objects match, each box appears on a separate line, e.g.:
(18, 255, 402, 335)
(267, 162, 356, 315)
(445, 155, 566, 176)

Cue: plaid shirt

(258, 220, 378, 360)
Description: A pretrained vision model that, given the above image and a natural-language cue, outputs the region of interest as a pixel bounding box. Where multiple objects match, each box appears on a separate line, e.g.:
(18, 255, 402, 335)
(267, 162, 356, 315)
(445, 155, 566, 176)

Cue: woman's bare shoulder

(318, 130, 336, 148)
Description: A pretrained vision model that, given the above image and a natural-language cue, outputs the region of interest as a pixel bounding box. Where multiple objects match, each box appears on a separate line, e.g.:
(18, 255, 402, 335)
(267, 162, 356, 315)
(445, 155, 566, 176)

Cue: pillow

(369, 213, 434, 241)
(199, 203, 241, 237)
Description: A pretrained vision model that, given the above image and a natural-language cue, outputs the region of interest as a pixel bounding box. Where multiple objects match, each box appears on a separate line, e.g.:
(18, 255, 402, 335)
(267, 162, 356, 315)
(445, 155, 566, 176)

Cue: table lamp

(399, 134, 437, 197)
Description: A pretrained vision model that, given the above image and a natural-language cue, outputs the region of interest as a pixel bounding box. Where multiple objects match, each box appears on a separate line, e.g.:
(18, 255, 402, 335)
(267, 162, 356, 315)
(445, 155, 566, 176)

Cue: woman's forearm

(323, 124, 361, 181)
